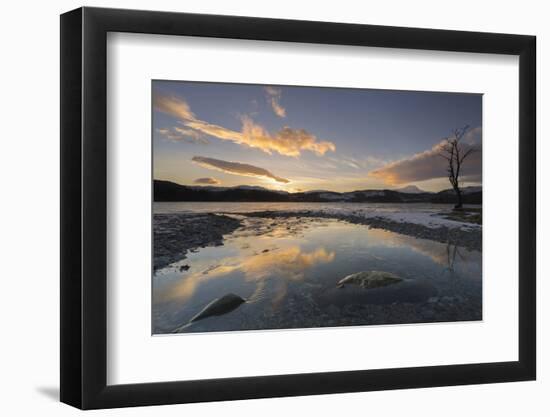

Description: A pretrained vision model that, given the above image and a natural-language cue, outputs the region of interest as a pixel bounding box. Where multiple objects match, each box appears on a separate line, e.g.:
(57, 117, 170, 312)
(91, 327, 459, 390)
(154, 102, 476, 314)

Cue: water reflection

(364, 227, 478, 271)
(153, 216, 482, 334)
(157, 245, 335, 305)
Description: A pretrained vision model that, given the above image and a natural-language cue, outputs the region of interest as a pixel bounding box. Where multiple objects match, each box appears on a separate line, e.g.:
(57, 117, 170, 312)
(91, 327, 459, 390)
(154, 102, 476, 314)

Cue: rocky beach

(152, 203, 482, 334)
(154, 213, 242, 270)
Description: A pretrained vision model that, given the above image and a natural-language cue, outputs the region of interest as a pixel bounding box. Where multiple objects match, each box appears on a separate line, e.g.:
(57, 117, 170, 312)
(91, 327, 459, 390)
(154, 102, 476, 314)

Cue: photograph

(151, 81, 483, 335)
(1, 0, 542, 413)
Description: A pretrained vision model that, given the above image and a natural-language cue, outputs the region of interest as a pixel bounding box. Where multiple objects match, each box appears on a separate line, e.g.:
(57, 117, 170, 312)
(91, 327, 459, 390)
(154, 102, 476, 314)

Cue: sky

(153, 80, 482, 193)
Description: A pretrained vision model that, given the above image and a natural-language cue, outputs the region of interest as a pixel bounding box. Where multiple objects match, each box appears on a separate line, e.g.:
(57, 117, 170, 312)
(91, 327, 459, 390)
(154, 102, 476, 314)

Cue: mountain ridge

(393, 185, 429, 194)
(154, 180, 482, 204)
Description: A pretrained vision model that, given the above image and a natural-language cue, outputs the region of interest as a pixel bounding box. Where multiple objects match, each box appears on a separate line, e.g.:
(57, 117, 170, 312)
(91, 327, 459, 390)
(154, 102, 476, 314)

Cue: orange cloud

(185, 116, 334, 157)
(153, 91, 335, 157)
(240, 116, 335, 157)
(153, 95, 196, 121)
(184, 120, 242, 142)
(192, 156, 290, 183)
(369, 128, 482, 185)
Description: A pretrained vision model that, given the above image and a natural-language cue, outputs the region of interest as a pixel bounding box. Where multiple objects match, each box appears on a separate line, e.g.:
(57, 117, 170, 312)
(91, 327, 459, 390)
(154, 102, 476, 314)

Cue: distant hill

(393, 185, 430, 194)
(154, 180, 482, 204)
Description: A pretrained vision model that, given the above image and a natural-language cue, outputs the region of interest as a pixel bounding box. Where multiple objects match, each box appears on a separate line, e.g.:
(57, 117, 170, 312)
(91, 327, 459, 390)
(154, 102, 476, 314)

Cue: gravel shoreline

(153, 213, 242, 270)
(234, 210, 482, 252)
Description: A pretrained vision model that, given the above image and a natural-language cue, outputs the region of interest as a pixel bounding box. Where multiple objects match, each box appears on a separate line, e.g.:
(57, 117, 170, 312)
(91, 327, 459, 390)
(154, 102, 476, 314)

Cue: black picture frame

(60, 6, 536, 410)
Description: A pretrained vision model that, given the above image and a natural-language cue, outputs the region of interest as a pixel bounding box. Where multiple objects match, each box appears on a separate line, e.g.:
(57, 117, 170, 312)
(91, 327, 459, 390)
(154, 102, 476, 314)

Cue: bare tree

(438, 126, 477, 209)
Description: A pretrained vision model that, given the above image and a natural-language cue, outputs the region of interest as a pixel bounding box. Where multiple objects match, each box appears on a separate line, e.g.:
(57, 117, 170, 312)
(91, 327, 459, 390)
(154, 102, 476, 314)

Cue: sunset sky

(153, 81, 482, 193)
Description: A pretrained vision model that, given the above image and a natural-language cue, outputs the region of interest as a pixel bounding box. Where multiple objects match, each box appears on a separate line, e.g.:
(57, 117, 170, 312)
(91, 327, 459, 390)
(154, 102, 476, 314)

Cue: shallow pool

(152, 216, 482, 334)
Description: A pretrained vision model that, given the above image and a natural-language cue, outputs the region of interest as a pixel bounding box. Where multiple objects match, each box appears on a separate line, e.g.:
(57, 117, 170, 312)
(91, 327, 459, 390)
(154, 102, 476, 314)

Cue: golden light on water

(157, 245, 335, 304)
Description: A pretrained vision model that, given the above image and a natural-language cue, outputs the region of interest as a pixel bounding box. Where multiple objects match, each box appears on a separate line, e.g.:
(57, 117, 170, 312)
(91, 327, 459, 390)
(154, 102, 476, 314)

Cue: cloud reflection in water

(157, 245, 335, 307)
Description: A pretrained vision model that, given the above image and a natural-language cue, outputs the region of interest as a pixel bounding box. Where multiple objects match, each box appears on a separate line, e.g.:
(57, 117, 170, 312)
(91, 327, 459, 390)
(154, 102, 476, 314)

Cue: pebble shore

(235, 210, 482, 252)
(153, 213, 242, 270)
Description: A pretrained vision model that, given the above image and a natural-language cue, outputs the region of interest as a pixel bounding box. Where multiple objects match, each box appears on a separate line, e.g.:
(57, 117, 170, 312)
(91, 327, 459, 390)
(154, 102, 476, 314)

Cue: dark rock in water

(322, 278, 437, 307)
(262, 249, 270, 253)
(179, 264, 190, 272)
(190, 293, 246, 323)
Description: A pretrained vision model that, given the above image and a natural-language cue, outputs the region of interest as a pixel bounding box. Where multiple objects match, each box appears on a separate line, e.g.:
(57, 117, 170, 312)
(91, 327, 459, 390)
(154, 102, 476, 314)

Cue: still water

(152, 206, 482, 334)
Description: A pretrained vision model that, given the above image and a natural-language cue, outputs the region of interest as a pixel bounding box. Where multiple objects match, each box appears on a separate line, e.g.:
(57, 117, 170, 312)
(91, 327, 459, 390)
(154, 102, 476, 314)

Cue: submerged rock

(337, 271, 403, 289)
(190, 293, 246, 323)
(173, 293, 246, 333)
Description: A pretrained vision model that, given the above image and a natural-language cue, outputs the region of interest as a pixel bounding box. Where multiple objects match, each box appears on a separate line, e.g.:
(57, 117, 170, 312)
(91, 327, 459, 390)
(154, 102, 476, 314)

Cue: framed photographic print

(60, 7, 536, 409)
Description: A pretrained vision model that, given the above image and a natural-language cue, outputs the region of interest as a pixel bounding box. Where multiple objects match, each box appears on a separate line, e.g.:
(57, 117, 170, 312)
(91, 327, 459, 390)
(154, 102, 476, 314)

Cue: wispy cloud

(193, 177, 221, 185)
(265, 86, 286, 118)
(369, 127, 482, 185)
(183, 120, 242, 142)
(328, 155, 387, 171)
(154, 91, 334, 157)
(156, 126, 208, 144)
(192, 156, 290, 183)
(154, 95, 196, 121)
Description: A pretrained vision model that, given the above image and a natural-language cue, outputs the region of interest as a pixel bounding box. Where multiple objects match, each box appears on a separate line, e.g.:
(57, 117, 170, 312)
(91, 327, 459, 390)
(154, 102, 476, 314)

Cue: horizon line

(154, 178, 482, 194)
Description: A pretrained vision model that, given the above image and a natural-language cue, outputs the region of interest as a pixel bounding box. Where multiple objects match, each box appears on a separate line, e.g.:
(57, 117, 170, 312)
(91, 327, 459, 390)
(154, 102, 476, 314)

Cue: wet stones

(189, 293, 246, 323)
(236, 210, 482, 252)
(337, 271, 403, 289)
(153, 213, 242, 270)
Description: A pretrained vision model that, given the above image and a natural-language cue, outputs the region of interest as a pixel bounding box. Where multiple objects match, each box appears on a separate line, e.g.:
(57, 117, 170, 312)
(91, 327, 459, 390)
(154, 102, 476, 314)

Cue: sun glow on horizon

(153, 81, 481, 195)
